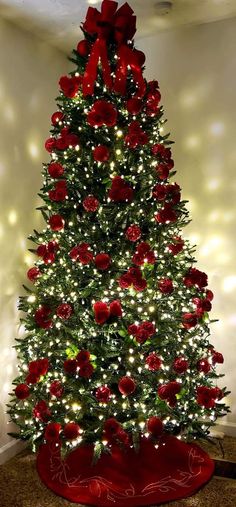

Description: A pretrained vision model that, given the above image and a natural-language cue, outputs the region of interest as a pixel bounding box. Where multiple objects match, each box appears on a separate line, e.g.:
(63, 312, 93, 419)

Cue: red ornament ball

(104, 418, 121, 439)
(45, 137, 56, 153)
(50, 380, 64, 398)
(173, 357, 189, 374)
(158, 278, 174, 294)
(15, 384, 30, 400)
(146, 352, 162, 371)
(125, 224, 142, 242)
(48, 214, 65, 231)
(93, 145, 110, 162)
(48, 162, 64, 178)
(27, 267, 41, 282)
(197, 359, 211, 373)
(147, 416, 163, 438)
(96, 386, 111, 403)
(51, 111, 64, 126)
(56, 303, 73, 320)
(77, 39, 90, 57)
(64, 422, 80, 440)
(83, 195, 99, 212)
(95, 253, 111, 271)
(45, 422, 61, 442)
(118, 376, 136, 396)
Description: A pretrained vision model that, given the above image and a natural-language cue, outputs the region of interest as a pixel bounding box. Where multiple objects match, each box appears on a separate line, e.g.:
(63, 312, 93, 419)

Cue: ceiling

(0, 0, 236, 52)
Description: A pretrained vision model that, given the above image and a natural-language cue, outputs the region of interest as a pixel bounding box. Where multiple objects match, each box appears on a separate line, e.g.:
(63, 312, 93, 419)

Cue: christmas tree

(8, 0, 229, 461)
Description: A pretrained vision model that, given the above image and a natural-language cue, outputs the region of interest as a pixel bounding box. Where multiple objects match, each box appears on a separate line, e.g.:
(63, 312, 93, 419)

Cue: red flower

(45, 422, 61, 442)
(173, 357, 189, 374)
(132, 242, 155, 266)
(167, 183, 181, 204)
(56, 303, 73, 320)
(87, 100, 117, 127)
(51, 111, 64, 125)
(104, 418, 121, 439)
(64, 359, 78, 375)
(110, 300, 122, 317)
(128, 324, 138, 336)
(125, 225, 142, 242)
(212, 351, 224, 365)
(148, 80, 159, 92)
(27, 267, 41, 282)
(154, 203, 177, 224)
(126, 98, 142, 115)
(50, 380, 64, 398)
(118, 376, 136, 396)
(94, 301, 110, 325)
(125, 121, 148, 148)
(152, 143, 172, 160)
(49, 180, 67, 202)
(15, 384, 30, 400)
(48, 162, 64, 178)
(146, 352, 162, 371)
(35, 306, 53, 329)
(79, 362, 94, 378)
(83, 195, 99, 212)
(33, 400, 51, 422)
(28, 358, 49, 377)
(206, 289, 214, 301)
(59, 75, 81, 98)
(197, 359, 211, 373)
(96, 386, 111, 403)
(45, 137, 56, 153)
(93, 145, 110, 162)
(196, 386, 218, 409)
(77, 39, 90, 57)
(184, 267, 208, 289)
(211, 387, 223, 400)
(182, 313, 198, 329)
(118, 267, 147, 292)
(76, 350, 91, 366)
(49, 214, 65, 231)
(147, 416, 163, 437)
(158, 278, 173, 294)
(69, 243, 93, 264)
(64, 422, 80, 440)
(193, 298, 212, 315)
(152, 183, 168, 201)
(37, 240, 59, 265)
(168, 236, 184, 255)
(95, 253, 111, 271)
(155, 163, 170, 180)
(130, 321, 155, 344)
(108, 176, 133, 203)
(157, 381, 181, 407)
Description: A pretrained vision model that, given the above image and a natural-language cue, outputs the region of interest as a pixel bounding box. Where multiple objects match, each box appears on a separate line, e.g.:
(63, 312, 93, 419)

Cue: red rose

(212, 351, 224, 365)
(83, 195, 99, 212)
(197, 359, 211, 373)
(158, 278, 173, 294)
(133, 242, 155, 266)
(133, 277, 147, 292)
(182, 313, 198, 329)
(50, 380, 64, 398)
(69, 243, 93, 264)
(125, 121, 148, 148)
(95, 253, 111, 271)
(76, 350, 90, 366)
(173, 357, 188, 374)
(146, 352, 162, 371)
(64, 359, 78, 375)
(51, 111, 64, 125)
(27, 267, 41, 282)
(157, 381, 181, 407)
(125, 225, 141, 242)
(49, 180, 67, 202)
(35, 306, 53, 329)
(148, 80, 159, 92)
(37, 240, 58, 265)
(59, 75, 81, 98)
(48, 162, 64, 178)
(104, 418, 121, 439)
(28, 358, 49, 377)
(94, 301, 110, 325)
(168, 236, 184, 255)
(155, 163, 170, 180)
(77, 39, 90, 57)
(45, 137, 56, 153)
(93, 145, 110, 162)
(128, 324, 138, 336)
(155, 203, 177, 224)
(79, 362, 94, 378)
(64, 422, 80, 440)
(184, 267, 208, 289)
(126, 98, 143, 115)
(152, 183, 168, 201)
(49, 214, 65, 231)
(118, 376, 136, 396)
(96, 386, 111, 403)
(87, 100, 117, 127)
(211, 387, 223, 400)
(118, 272, 133, 289)
(206, 289, 214, 301)
(152, 143, 171, 160)
(110, 300, 122, 317)
(15, 384, 30, 400)
(33, 400, 51, 422)
(56, 303, 73, 320)
(108, 176, 133, 203)
(45, 422, 61, 442)
(147, 416, 163, 437)
(196, 386, 216, 409)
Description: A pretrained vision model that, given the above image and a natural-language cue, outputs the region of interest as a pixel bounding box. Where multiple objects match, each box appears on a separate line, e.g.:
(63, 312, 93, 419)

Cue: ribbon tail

(130, 64, 146, 98)
(83, 39, 113, 96)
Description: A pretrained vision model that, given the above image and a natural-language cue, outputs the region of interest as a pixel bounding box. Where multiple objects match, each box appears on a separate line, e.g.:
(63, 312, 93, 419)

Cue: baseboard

(0, 439, 26, 465)
(214, 422, 236, 438)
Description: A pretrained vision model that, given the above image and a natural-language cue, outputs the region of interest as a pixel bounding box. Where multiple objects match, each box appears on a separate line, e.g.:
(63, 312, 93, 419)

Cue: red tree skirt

(37, 435, 214, 506)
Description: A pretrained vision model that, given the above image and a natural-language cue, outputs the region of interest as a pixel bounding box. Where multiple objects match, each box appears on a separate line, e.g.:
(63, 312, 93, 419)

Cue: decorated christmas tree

(8, 0, 229, 490)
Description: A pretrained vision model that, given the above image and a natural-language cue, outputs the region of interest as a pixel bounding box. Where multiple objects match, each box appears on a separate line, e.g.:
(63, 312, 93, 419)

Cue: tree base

(37, 435, 214, 506)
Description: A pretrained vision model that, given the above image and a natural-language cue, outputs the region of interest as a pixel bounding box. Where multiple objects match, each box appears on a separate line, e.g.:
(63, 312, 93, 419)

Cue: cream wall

(0, 17, 69, 457)
(138, 16, 236, 432)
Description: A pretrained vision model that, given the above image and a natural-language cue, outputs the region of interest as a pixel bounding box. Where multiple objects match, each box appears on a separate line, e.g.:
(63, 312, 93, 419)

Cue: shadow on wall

(0, 17, 69, 449)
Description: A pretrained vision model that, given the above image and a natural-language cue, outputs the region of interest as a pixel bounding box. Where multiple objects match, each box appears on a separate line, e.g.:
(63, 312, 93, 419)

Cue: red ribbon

(113, 44, 146, 98)
(83, 38, 113, 97)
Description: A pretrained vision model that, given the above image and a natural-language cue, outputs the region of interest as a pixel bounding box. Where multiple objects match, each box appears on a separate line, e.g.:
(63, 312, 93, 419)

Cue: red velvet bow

(83, 0, 145, 97)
